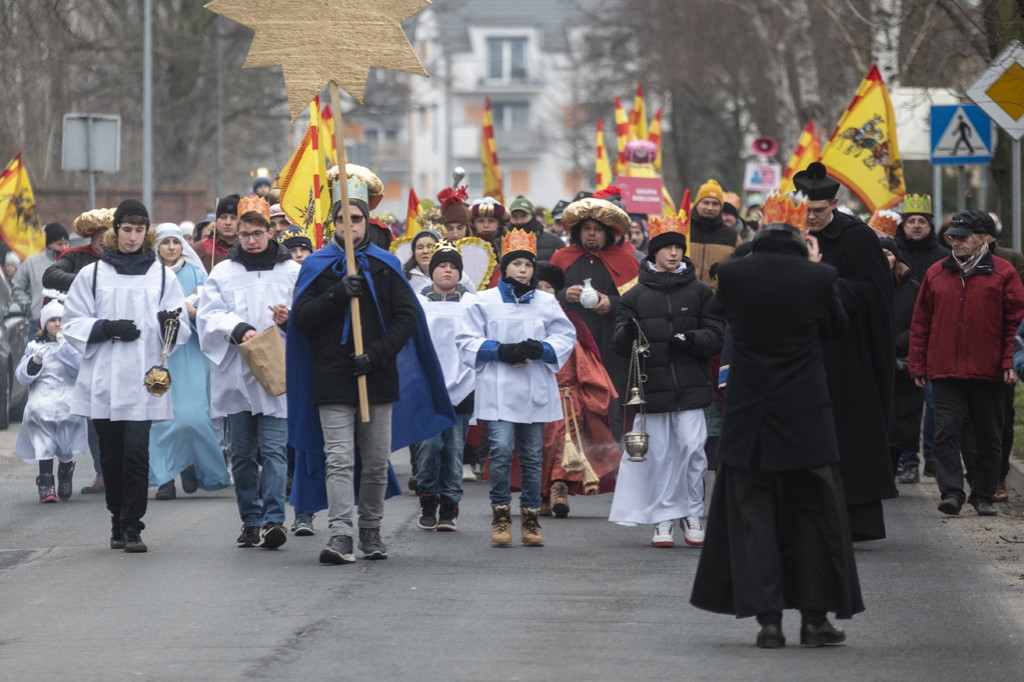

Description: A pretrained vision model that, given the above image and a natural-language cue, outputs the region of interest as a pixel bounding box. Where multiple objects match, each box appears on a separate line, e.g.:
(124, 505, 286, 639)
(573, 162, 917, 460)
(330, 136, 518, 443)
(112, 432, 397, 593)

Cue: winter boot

(56, 461, 75, 501)
(520, 508, 544, 547)
(491, 505, 512, 547)
(550, 480, 570, 518)
(36, 474, 57, 503)
(417, 493, 439, 530)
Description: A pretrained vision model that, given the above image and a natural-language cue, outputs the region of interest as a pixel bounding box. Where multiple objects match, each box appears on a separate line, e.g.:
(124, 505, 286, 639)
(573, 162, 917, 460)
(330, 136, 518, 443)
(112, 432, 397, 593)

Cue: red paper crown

(761, 193, 808, 231)
(238, 194, 271, 221)
(649, 213, 689, 241)
(438, 185, 469, 208)
(868, 211, 899, 237)
(501, 228, 537, 257)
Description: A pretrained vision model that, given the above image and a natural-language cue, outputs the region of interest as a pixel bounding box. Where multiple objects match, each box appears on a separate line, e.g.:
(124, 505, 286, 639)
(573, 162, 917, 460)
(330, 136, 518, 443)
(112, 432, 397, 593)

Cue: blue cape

(287, 240, 457, 513)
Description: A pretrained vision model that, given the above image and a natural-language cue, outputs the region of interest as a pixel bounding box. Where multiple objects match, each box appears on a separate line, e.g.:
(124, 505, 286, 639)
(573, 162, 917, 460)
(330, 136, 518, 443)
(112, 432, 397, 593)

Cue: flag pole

(330, 83, 371, 423)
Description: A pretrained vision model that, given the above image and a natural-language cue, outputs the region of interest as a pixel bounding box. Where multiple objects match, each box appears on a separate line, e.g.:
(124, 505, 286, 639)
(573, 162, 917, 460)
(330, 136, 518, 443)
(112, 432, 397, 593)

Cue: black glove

(102, 319, 141, 342)
(497, 343, 520, 364)
(157, 309, 179, 328)
(331, 274, 366, 301)
(351, 353, 373, 377)
(518, 339, 544, 360)
(671, 332, 695, 352)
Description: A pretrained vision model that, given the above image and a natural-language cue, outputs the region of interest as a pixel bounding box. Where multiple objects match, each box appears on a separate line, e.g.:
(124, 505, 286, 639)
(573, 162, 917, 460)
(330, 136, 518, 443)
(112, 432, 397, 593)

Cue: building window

(491, 102, 529, 130)
(509, 169, 530, 195)
(564, 169, 586, 195)
(487, 37, 528, 82)
(365, 129, 379, 142)
(385, 129, 399, 142)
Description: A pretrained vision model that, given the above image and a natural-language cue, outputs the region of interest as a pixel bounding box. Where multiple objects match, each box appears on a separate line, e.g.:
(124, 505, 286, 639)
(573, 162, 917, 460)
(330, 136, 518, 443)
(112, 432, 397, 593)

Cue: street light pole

(142, 0, 153, 211)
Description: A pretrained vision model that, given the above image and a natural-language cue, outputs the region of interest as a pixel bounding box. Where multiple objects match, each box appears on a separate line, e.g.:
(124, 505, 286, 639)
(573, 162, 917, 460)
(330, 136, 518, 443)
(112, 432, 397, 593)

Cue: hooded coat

(895, 221, 948, 284)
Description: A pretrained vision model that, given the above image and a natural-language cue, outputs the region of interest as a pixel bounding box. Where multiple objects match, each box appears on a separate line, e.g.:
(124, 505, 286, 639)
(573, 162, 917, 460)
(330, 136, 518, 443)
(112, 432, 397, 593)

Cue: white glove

(55, 332, 65, 344)
(32, 349, 44, 364)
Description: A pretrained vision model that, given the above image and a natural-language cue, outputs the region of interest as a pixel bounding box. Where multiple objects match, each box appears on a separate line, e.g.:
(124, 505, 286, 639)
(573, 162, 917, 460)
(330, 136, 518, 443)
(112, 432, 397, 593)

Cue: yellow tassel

(581, 460, 600, 495)
(560, 435, 587, 474)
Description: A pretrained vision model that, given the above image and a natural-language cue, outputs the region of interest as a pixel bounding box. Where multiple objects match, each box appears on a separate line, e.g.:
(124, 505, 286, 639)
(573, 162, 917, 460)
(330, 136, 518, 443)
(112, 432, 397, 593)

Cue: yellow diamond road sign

(966, 40, 1024, 141)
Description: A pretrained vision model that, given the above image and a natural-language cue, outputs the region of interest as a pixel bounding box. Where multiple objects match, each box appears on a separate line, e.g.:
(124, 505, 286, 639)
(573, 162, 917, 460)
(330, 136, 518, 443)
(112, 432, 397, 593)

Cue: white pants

(609, 409, 707, 525)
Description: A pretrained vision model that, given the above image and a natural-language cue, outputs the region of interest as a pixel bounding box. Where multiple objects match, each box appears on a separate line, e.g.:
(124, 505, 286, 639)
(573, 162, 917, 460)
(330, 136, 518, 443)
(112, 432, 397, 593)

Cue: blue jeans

(226, 411, 287, 526)
(488, 420, 544, 509)
(417, 413, 470, 502)
(901, 381, 937, 468)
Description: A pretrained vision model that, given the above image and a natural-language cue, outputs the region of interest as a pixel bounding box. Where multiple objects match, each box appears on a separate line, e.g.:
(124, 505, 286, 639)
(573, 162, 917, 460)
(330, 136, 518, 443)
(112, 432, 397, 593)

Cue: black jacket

(42, 247, 98, 292)
(612, 259, 724, 413)
(291, 246, 419, 406)
(519, 216, 564, 262)
(895, 225, 948, 284)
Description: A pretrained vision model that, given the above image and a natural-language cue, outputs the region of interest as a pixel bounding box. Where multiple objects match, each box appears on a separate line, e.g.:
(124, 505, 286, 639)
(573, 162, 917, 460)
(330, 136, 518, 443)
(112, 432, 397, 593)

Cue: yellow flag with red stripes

(595, 118, 613, 189)
(629, 82, 647, 141)
(648, 107, 663, 172)
(778, 120, 821, 195)
(481, 98, 505, 205)
(279, 97, 331, 247)
(613, 96, 630, 175)
(0, 152, 45, 260)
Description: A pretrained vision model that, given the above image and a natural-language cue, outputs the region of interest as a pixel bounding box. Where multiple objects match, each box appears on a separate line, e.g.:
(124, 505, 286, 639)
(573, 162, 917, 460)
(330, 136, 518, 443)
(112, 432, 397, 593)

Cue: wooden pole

(330, 83, 371, 422)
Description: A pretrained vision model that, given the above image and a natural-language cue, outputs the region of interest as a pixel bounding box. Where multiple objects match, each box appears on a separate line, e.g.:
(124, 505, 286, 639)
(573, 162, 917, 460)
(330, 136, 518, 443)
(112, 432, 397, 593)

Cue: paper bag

(238, 326, 287, 396)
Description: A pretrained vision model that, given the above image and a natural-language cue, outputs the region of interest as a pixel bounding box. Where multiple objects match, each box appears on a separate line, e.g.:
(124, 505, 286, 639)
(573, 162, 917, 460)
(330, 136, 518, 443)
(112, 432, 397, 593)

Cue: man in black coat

(795, 162, 896, 541)
(691, 222, 862, 649)
(895, 193, 948, 284)
(509, 195, 563, 262)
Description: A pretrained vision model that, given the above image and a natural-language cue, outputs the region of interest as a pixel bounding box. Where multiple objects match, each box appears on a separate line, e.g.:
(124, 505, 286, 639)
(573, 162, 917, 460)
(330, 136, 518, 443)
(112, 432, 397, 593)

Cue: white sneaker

(651, 520, 674, 548)
(682, 516, 704, 547)
(462, 464, 477, 482)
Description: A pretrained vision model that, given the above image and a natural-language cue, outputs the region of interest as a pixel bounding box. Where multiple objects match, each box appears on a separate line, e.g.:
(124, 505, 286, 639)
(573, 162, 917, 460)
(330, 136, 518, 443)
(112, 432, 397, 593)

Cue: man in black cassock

(795, 162, 896, 541)
(690, 223, 863, 649)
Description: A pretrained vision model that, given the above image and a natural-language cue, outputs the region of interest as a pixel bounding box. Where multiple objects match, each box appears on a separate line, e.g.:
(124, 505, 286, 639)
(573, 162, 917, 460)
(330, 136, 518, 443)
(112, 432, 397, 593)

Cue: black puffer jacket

(895, 225, 948, 284)
(612, 259, 724, 413)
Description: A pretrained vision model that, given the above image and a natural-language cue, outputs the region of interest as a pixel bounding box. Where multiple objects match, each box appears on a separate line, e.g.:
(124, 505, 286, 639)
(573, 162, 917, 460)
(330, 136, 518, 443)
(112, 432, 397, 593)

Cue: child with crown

(456, 229, 576, 547)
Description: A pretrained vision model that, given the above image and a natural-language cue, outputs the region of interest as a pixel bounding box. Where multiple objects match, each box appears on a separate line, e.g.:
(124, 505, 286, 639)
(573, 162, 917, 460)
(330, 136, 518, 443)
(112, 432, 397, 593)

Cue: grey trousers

(319, 403, 392, 537)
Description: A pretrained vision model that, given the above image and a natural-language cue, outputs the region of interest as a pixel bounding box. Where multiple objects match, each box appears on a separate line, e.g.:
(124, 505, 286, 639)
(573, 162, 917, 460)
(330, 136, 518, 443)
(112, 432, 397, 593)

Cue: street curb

(1008, 456, 1024, 497)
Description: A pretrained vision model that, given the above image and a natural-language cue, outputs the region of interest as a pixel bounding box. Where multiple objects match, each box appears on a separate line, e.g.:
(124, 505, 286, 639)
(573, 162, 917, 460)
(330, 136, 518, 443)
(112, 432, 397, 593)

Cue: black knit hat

(113, 199, 149, 231)
(44, 223, 69, 246)
(216, 194, 240, 218)
(282, 231, 313, 252)
(648, 230, 687, 258)
(428, 240, 463, 277)
(534, 261, 565, 293)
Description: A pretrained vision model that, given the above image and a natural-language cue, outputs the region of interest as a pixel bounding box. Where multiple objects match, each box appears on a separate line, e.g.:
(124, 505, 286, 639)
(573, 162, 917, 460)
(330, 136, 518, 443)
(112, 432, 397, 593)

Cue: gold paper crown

(238, 194, 271, 221)
(868, 211, 899, 237)
(72, 208, 115, 237)
(762, 193, 808, 231)
(431, 237, 462, 258)
(902, 193, 932, 215)
(501, 228, 537, 257)
(327, 164, 383, 208)
(649, 214, 690, 242)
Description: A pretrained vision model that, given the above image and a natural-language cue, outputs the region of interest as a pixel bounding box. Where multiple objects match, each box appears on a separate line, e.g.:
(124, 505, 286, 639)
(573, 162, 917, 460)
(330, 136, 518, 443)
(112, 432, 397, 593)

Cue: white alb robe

(197, 257, 299, 418)
(456, 288, 575, 424)
(63, 260, 190, 421)
(417, 292, 476, 407)
(14, 338, 88, 463)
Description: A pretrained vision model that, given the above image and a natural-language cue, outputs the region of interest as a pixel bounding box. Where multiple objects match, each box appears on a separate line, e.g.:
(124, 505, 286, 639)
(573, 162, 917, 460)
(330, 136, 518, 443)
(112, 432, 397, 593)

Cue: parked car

(0, 274, 31, 428)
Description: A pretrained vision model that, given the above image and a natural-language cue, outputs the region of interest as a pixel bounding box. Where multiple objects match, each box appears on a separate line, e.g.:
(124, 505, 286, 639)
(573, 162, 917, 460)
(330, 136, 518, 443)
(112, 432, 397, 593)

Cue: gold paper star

(205, 0, 430, 120)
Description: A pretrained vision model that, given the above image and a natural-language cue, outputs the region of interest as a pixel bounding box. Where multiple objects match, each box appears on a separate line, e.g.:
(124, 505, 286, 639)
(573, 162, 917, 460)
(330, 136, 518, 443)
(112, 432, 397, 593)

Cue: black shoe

(180, 466, 198, 494)
(897, 466, 919, 484)
(57, 461, 75, 500)
(258, 523, 288, 550)
(938, 495, 962, 516)
(155, 480, 176, 500)
(437, 498, 459, 532)
(418, 493, 439, 530)
(358, 527, 388, 559)
(973, 499, 997, 516)
(110, 527, 125, 550)
(123, 528, 148, 553)
(319, 535, 355, 564)
(756, 623, 786, 649)
(236, 525, 261, 547)
(895, 463, 905, 476)
(800, 619, 845, 647)
(923, 461, 936, 478)
(408, 475, 418, 493)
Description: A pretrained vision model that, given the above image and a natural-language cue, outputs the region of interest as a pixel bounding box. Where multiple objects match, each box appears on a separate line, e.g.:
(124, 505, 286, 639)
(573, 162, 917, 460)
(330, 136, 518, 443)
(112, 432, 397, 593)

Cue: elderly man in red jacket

(909, 210, 1024, 517)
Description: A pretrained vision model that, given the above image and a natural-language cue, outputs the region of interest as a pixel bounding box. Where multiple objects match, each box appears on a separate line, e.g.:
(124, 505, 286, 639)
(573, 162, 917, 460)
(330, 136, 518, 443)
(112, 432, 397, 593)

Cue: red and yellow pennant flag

(279, 97, 331, 247)
(0, 151, 44, 260)
(629, 82, 648, 142)
(481, 98, 505, 205)
(779, 120, 821, 195)
(648, 107, 663, 172)
(595, 118, 613, 189)
(820, 65, 905, 212)
(613, 96, 630, 175)
(319, 102, 339, 168)
(405, 187, 422, 237)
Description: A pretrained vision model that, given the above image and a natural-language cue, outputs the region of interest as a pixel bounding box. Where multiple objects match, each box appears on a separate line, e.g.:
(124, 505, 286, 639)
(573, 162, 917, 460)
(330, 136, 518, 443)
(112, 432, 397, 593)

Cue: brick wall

(34, 188, 209, 229)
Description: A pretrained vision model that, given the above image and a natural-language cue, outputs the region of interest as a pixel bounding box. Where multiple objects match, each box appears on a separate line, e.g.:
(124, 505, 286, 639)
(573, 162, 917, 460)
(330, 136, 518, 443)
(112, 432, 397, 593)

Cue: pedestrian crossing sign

(930, 104, 993, 165)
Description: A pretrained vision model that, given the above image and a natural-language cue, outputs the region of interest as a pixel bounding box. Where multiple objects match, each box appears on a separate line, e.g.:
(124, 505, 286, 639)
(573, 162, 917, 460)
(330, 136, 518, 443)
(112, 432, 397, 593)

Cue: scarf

(229, 240, 289, 272)
(498, 275, 536, 303)
(953, 242, 988, 275)
(101, 247, 156, 275)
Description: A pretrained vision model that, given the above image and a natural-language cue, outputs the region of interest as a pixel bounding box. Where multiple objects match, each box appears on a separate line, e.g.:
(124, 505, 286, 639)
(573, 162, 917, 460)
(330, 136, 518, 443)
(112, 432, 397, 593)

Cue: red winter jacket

(909, 250, 1024, 382)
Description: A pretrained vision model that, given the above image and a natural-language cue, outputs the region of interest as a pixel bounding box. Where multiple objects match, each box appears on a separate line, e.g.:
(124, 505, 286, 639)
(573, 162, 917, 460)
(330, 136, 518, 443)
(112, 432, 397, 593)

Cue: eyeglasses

(238, 230, 267, 241)
(336, 214, 365, 224)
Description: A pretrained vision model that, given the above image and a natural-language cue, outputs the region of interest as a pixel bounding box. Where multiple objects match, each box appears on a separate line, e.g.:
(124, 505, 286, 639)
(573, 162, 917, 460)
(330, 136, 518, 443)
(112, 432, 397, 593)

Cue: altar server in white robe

(197, 195, 299, 551)
(456, 229, 575, 548)
(63, 199, 190, 554)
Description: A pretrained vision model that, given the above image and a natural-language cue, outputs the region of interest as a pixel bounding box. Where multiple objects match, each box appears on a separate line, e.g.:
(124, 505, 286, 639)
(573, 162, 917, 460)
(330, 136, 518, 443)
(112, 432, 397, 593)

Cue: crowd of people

(7, 159, 1024, 648)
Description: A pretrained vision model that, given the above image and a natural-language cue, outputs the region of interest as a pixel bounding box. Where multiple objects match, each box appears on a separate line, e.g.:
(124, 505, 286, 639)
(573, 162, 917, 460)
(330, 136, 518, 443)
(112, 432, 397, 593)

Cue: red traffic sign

(751, 137, 778, 156)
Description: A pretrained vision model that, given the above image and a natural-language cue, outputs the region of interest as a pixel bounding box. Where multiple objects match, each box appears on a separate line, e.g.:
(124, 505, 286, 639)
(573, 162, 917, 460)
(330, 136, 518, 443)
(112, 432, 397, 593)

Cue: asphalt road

(1, 423, 1023, 681)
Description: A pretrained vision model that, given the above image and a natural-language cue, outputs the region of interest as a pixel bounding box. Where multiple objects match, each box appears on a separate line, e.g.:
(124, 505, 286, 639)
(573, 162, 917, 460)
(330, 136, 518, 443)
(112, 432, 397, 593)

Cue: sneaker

(155, 480, 176, 500)
(36, 474, 57, 503)
(57, 461, 75, 500)
(897, 466, 919, 484)
(358, 527, 388, 559)
(973, 499, 997, 516)
(123, 528, 147, 553)
(110, 522, 125, 550)
(472, 462, 483, 477)
(319, 535, 355, 564)
(895, 463, 905, 476)
(923, 461, 936, 478)
(682, 516, 705, 547)
(258, 523, 288, 550)
(291, 514, 315, 536)
(652, 520, 674, 548)
(462, 464, 477, 482)
(418, 493, 439, 530)
(938, 495, 962, 516)
(180, 465, 199, 494)
(437, 498, 459, 532)
(236, 525, 261, 548)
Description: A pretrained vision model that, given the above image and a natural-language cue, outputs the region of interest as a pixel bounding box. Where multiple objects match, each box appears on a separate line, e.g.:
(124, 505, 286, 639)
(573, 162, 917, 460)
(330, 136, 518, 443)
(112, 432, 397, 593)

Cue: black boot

(36, 474, 56, 503)
(57, 461, 75, 500)
(756, 611, 785, 649)
(800, 610, 845, 647)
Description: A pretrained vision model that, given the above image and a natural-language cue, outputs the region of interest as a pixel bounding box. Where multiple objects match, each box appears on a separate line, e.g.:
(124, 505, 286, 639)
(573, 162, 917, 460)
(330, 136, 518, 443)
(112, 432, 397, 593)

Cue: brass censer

(144, 309, 181, 397)
(622, 318, 650, 462)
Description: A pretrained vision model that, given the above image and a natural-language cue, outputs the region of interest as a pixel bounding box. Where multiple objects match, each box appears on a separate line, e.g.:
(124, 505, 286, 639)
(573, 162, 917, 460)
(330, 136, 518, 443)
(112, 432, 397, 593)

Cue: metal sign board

(965, 40, 1024, 141)
(62, 114, 121, 173)
(615, 175, 663, 214)
(742, 161, 781, 192)
(929, 104, 993, 165)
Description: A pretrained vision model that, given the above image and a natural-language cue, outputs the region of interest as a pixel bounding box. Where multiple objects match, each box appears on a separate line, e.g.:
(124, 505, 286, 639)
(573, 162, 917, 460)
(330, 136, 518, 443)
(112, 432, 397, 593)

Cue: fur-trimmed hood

(102, 225, 158, 253)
